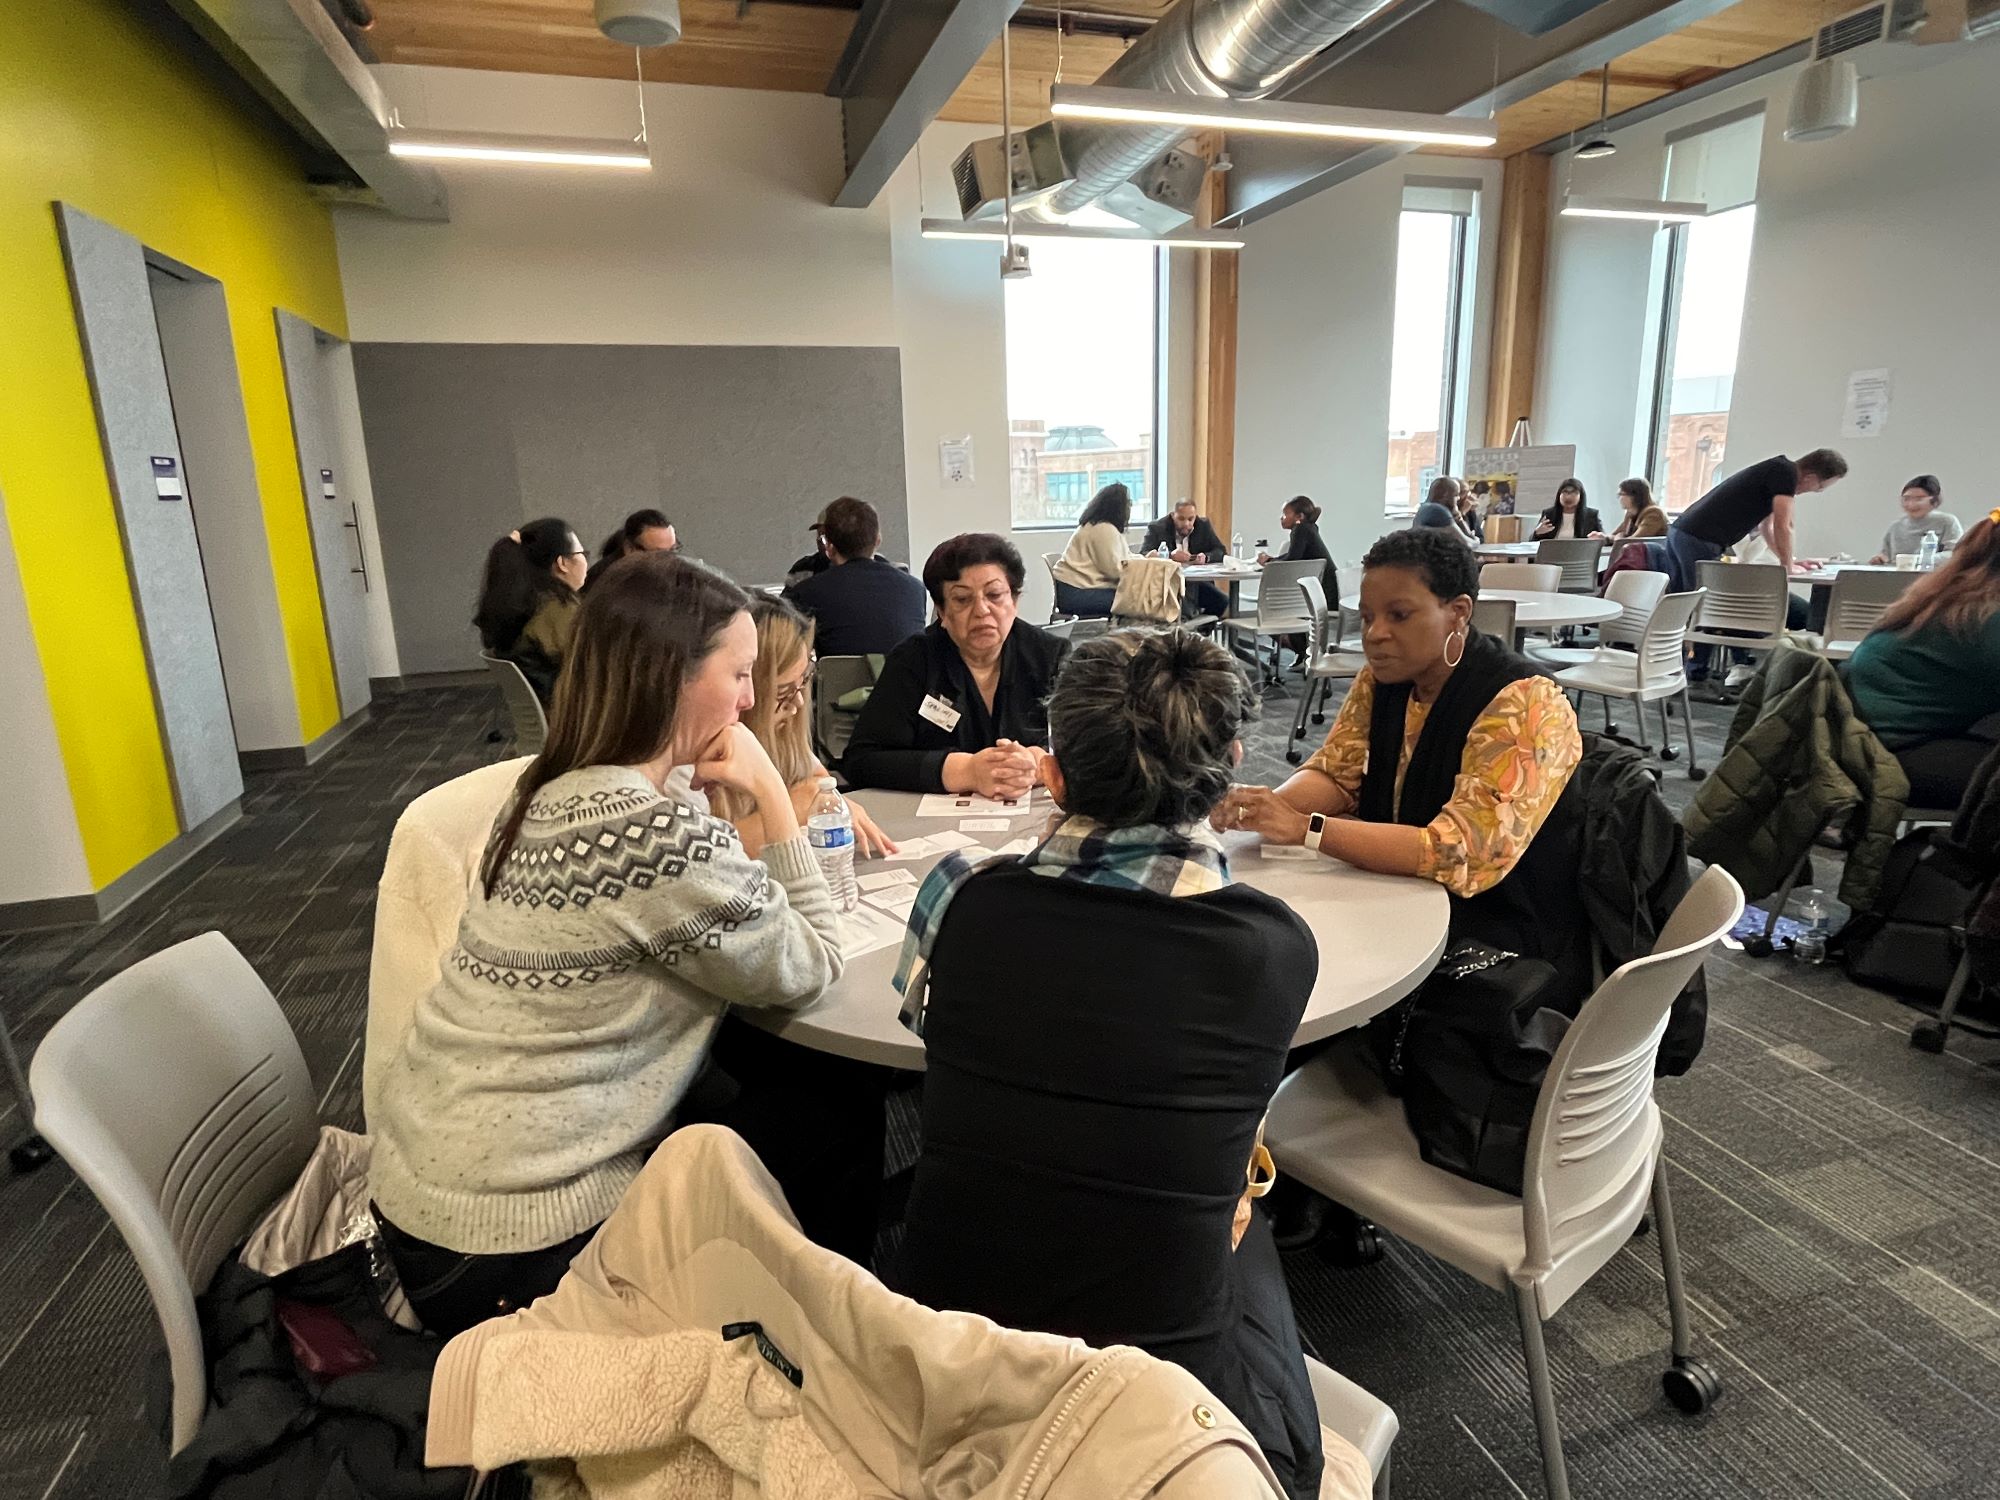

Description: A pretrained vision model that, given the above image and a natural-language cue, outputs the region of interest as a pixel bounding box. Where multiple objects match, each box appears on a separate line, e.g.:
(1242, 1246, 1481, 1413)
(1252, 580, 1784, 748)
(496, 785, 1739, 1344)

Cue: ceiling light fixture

(920, 218, 1246, 250)
(1574, 68, 1617, 159)
(1560, 193, 1708, 223)
(388, 131, 652, 168)
(1048, 84, 1497, 149)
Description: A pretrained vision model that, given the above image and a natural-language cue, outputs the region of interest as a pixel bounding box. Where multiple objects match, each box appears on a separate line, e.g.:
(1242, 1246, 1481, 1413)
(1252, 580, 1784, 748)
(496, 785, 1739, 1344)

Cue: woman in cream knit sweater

(1051, 481, 1135, 617)
(371, 554, 843, 1335)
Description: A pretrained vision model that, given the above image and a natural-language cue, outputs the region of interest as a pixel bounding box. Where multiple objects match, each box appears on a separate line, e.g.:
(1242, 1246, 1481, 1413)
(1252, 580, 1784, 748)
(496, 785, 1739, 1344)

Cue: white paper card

(835, 903, 906, 960)
(916, 793, 1036, 819)
(960, 818, 1010, 832)
(864, 887, 918, 920)
(993, 837, 1037, 857)
(857, 868, 917, 893)
(923, 830, 978, 851)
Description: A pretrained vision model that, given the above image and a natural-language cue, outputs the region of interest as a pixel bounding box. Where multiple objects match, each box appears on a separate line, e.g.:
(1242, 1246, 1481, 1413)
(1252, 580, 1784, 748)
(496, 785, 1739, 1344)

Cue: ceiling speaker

(1785, 56, 1859, 142)
(594, 0, 681, 47)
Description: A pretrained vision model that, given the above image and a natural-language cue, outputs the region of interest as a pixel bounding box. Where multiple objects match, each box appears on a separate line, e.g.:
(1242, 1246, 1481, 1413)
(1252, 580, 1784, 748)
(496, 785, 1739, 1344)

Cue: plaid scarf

(893, 814, 1232, 1036)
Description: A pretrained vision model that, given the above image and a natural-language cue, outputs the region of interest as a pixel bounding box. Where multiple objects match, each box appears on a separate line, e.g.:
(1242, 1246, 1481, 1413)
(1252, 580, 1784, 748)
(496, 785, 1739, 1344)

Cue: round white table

(1182, 559, 1262, 615)
(1473, 540, 1542, 560)
(1341, 588, 1619, 630)
(750, 789, 1449, 1070)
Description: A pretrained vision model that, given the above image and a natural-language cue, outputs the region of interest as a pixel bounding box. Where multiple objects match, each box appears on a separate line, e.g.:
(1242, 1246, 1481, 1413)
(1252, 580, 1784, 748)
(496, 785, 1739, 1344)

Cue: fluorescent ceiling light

(1561, 193, 1708, 223)
(388, 130, 651, 169)
(920, 218, 1245, 250)
(1049, 83, 1497, 149)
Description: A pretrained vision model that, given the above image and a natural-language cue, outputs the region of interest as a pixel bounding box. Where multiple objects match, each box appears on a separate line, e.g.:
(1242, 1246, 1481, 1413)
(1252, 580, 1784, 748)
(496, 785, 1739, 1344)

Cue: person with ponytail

(372, 554, 843, 1336)
(474, 517, 589, 704)
(1846, 510, 2000, 806)
(1258, 495, 1331, 571)
(892, 630, 1327, 1500)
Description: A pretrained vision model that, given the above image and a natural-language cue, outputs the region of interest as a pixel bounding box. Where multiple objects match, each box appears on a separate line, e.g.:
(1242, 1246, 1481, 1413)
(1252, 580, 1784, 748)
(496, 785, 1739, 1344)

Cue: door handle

(343, 502, 370, 593)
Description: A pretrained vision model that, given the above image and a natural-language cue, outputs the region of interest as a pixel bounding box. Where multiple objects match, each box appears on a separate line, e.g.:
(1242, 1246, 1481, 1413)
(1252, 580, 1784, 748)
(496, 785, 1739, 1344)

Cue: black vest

(1357, 630, 1591, 1004)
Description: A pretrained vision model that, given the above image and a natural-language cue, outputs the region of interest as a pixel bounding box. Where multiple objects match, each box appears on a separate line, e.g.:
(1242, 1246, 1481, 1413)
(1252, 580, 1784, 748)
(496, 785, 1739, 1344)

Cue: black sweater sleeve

(841, 638, 950, 792)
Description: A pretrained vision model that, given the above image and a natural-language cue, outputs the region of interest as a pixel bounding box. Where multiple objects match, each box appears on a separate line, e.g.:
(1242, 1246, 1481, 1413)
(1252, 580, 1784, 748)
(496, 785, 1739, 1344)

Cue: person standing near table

(1871, 474, 1962, 564)
(1221, 527, 1589, 998)
(892, 630, 1326, 1500)
(843, 534, 1068, 796)
(1142, 497, 1230, 617)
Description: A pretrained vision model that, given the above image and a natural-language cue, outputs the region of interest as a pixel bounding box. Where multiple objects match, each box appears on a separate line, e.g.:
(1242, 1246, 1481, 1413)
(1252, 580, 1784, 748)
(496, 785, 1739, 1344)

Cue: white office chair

(30, 932, 319, 1454)
(1819, 568, 1916, 660)
(1470, 595, 1518, 643)
(812, 654, 878, 768)
(1040, 552, 1067, 623)
(1285, 576, 1367, 764)
(1267, 866, 1745, 1500)
(1553, 589, 1707, 774)
(1481, 562, 1561, 593)
(1687, 560, 1788, 668)
(1532, 569, 1667, 669)
(480, 651, 548, 755)
(1307, 1355, 1400, 1498)
(1534, 538, 1606, 595)
(1224, 558, 1322, 682)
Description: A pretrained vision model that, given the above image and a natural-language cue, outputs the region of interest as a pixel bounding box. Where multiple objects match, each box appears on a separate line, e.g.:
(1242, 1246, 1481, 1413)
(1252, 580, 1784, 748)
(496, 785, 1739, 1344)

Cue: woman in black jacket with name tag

(842, 533, 1069, 796)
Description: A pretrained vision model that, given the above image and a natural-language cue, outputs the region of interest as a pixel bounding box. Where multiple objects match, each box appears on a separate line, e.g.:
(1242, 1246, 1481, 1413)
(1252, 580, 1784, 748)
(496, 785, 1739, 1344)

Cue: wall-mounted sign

(151, 455, 183, 500)
(939, 436, 974, 488)
(1841, 368, 1891, 438)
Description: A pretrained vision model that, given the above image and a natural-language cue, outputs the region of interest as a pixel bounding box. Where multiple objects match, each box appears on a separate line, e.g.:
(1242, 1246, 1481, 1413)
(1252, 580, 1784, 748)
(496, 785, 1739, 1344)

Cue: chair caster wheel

(1659, 746, 1680, 762)
(1286, 750, 1304, 765)
(1633, 1213, 1651, 1237)
(1319, 1221, 1383, 1268)
(1687, 766, 1708, 782)
(1742, 936, 1774, 958)
(1663, 1358, 1721, 1415)
(1910, 1022, 1948, 1053)
(9, 1135, 54, 1175)
(1312, 713, 1327, 725)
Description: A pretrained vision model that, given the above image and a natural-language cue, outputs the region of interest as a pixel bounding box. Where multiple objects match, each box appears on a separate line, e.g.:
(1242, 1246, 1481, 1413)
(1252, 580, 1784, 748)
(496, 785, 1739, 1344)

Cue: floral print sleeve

(1300, 670, 1376, 809)
(1415, 675, 1582, 897)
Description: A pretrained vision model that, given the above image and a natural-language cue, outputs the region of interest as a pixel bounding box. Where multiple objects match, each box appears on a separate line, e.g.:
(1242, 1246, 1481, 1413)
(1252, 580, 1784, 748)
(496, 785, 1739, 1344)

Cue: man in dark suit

(1140, 499, 1228, 617)
(783, 496, 928, 657)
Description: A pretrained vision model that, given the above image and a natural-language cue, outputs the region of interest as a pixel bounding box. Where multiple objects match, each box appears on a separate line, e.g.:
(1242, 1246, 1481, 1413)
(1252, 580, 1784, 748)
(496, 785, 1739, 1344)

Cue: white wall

(1536, 41, 2000, 558)
(337, 69, 896, 347)
(1233, 157, 1504, 572)
(0, 491, 92, 904)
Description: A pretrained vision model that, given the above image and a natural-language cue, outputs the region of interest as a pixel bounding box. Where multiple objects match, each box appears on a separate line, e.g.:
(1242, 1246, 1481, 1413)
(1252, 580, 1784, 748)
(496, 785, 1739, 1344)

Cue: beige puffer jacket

(427, 1125, 1371, 1500)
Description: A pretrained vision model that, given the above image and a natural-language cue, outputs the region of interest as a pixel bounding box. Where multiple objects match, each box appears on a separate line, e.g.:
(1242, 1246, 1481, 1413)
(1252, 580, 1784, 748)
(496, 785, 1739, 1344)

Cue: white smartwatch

(1304, 812, 1329, 853)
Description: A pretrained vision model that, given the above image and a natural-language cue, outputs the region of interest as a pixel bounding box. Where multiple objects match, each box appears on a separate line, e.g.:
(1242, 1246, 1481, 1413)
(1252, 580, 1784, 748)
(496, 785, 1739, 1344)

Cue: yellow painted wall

(0, 0, 348, 887)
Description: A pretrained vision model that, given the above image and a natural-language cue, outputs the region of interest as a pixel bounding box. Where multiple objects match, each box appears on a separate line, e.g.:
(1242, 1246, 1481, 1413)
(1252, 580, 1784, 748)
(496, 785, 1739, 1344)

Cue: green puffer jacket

(1683, 642, 1909, 910)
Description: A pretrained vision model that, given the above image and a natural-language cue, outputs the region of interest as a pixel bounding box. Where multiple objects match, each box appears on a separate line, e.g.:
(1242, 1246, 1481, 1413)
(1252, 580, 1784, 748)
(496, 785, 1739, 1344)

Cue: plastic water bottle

(806, 777, 858, 914)
(1793, 888, 1828, 965)
(1917, 530, 1939, 571)
(1157, 541, 1171, 559)
(1231, 531, 1245, 561)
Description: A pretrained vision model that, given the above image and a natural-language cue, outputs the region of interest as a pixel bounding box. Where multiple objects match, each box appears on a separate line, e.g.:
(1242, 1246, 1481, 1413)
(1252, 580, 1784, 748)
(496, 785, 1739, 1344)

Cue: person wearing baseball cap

(787, 506, 835, 583)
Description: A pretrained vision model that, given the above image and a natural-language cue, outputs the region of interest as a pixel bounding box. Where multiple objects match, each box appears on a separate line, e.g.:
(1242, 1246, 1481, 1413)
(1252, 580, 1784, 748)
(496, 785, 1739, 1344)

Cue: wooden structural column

(1485, 151, 1552, 449)
(1192, 154, 1239, 539)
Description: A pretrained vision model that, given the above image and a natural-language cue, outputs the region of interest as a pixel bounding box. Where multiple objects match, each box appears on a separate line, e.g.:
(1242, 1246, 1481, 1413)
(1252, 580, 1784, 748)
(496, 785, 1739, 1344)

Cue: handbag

(1367, 940, 1572, 1195)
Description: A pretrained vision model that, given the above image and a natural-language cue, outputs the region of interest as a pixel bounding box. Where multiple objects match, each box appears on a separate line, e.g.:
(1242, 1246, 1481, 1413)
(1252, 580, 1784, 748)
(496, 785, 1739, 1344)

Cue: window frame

(1006, 245, 1167, 531)
(1383, 205, 1476, 516)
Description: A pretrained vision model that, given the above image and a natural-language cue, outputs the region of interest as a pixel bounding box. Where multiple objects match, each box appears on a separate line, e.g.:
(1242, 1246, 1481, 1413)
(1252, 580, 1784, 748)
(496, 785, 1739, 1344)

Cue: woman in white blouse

(1051, 482, 1134, 617)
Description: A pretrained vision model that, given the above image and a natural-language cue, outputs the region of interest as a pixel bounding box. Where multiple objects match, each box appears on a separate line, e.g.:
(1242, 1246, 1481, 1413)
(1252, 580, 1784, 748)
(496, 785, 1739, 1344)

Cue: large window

(1385, 205, 1474, 514)
(1006, 239, 1161, 528)
(1644, 109, 1762, 510)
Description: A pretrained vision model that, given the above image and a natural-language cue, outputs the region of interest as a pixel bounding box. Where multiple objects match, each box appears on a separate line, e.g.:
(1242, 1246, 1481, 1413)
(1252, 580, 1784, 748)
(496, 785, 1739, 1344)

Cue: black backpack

(1839, 827, 1985, 998)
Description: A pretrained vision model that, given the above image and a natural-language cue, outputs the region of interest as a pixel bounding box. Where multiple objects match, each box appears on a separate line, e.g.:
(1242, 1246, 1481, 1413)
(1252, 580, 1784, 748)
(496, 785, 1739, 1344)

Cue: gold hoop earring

(1444, 628, 1466, 669)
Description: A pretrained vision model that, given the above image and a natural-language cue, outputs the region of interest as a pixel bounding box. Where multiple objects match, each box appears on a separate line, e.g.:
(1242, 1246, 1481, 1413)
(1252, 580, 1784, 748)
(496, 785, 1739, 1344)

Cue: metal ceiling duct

(1043, 0, 1400, 218)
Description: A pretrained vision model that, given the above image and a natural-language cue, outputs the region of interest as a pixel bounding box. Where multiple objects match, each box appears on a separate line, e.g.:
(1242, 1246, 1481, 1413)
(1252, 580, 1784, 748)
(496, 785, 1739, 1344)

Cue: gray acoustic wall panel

(351, 341, 908, 674)
(56, 203, 243, 832)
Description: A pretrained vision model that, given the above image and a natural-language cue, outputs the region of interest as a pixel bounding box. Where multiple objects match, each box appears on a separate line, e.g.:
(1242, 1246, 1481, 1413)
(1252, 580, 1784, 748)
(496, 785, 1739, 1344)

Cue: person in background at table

(1846, 510, 2000, 808)
(1599, 477, 1668, 541)
(786, 504, 835, 585)
(373, 556, 843, 1335)
(1871, 474, 1962, 564)
(1533, 477, 1602, 542)
(1142, 497, 1230, 617)
(1415, 476, 1480, 543)
(594, 508, 677, 577)
(1220, 527, 1590, 998)
(892, 631, 1326, 1499)
(1668, 448, 1847, 682)
(474, 517, 589, 706)
(844, 534, 1069, 796)
(782, 496, 927, 656)
(1052, 482, 1134, 618)
(710, 597, 897, 858)
(1257, 495, 1332, 575)
(1488, 479, 1517, 517)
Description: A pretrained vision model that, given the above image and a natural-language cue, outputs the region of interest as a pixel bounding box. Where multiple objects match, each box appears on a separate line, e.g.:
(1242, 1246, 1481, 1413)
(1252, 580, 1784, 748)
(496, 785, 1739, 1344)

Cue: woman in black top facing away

(842, 533, 1069, 795)
(892, 630, 1324, 1499)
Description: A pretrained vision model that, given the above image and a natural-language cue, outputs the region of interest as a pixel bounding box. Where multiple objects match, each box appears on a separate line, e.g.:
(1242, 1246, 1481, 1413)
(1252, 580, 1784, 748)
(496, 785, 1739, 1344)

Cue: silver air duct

(1044, 0, 1398, 219)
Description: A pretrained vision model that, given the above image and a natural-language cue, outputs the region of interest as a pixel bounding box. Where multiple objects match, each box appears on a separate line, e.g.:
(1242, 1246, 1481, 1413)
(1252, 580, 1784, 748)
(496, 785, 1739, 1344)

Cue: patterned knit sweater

(369, 764, 844, 1255)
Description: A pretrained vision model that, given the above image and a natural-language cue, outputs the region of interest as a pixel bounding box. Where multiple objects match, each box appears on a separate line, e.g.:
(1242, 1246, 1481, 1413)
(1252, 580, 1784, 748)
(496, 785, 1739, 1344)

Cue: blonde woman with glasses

(711, 597, 898, 858)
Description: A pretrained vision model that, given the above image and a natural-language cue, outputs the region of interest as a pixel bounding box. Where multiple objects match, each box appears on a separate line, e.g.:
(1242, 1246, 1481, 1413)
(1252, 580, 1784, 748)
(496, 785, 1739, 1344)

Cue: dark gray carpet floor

(2, 676, 1996, 1500)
